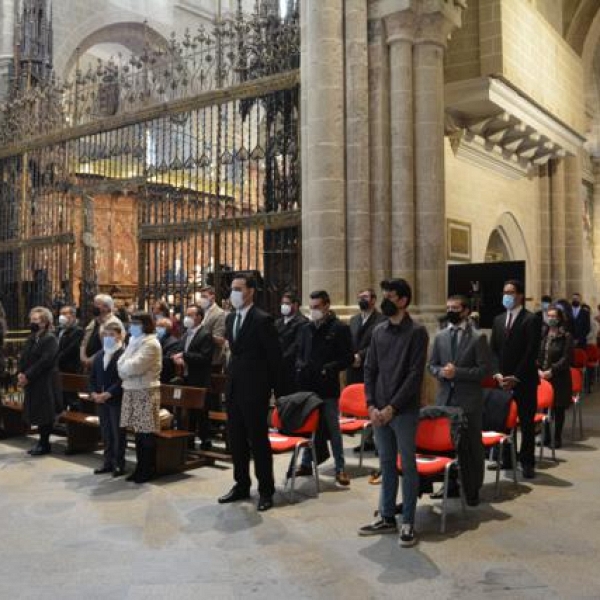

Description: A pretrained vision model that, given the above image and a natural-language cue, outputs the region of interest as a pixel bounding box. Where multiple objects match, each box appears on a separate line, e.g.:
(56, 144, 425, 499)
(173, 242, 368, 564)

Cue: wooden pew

(158, 384, 214, 474)
(0, 391, 29, 438)
(203, 373, 232, 462)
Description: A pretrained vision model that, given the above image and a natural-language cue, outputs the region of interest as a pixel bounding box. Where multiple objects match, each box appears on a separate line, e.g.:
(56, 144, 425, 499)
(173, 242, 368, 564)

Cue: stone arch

(59, 21, 170, 80)
(485, 212, 533, 290)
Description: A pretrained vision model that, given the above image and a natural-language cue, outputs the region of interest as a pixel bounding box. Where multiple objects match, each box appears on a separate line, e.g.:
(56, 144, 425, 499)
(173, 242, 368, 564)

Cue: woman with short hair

(118, 312, 162, 483)
(538, 304, 573, 449)
(17, 307, 60, 456)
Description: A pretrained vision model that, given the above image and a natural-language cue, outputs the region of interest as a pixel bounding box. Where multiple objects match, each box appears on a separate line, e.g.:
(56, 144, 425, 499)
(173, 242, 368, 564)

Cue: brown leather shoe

(335, 471, 351, 486)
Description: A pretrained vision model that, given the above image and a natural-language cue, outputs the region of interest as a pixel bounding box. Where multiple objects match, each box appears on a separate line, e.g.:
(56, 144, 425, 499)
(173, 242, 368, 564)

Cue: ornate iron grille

(0, 2, 301, 327)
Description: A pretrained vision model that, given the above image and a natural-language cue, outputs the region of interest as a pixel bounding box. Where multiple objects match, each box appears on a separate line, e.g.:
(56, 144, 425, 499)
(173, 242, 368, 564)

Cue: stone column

(538, 163, 552, 297)
(301, 0, 347, 303)
(592, 159, 600, 285)
(550, 158, 567, 298)
(345, 0, 371, 298)
(385, 11, 415, 287)
(0, 0, 16, 102)
(564, 153, 584, 295)
(413, 13, 453, 310)
(368, 16, 391, 286)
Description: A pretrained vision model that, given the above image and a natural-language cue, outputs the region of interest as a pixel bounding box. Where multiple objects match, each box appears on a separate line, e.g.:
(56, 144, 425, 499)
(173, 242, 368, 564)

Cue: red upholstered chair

(571, 367, 584, 440)
(572, 348, 587, 369)
(585, 344, 599, 388)
(536, 379, 556, 463)
(270, 407, 320, 502)
(398, 416, 464, 533)
(482, 400, 518, 496)
(338, 384, 371, 467)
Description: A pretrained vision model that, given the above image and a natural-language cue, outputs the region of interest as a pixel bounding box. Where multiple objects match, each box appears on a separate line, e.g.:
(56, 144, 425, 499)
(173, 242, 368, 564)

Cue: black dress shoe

(30, 445, 51, 456)
(522, 465, 535, 479)
(353, 441, 376, 453)
(27, 443, 42, 455)
(257, 496, 273, 512)
(218, 487, 250, 504)
(94, 466, 113, 475)
(112, 467, 125, 478)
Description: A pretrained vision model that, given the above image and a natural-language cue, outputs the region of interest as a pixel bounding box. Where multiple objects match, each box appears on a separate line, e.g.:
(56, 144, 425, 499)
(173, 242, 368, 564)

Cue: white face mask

(310, 309, 324, 322)
(58, 315, 69, 327)
(230, 290, 245, 310)
(183, 316, 195, 329)
(199, 297, 212, 311)
(281, 304, 292, 317)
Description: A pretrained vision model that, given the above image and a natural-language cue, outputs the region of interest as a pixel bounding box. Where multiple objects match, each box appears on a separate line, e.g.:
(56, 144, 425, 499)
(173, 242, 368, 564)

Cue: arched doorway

(484, 229, 511, 262)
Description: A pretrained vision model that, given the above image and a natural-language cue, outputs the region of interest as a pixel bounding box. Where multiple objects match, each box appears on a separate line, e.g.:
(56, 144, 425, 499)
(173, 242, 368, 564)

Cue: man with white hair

(80, 294, 124, 369)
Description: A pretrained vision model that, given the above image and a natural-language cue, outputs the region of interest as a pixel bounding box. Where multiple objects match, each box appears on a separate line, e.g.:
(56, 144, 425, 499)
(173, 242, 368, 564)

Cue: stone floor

(2, 392, 600, 600)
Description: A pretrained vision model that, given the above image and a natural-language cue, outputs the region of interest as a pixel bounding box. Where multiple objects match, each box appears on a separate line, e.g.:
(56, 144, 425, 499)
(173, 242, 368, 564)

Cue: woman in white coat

(118, 312, 162, 483)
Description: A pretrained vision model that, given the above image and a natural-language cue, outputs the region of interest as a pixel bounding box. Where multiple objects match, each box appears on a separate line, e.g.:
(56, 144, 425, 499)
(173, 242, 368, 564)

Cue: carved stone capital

(384, 10, 416, 45)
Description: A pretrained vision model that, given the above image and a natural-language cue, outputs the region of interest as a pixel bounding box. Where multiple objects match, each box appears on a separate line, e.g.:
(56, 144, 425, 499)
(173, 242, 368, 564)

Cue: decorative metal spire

(15, 0, 53, 90)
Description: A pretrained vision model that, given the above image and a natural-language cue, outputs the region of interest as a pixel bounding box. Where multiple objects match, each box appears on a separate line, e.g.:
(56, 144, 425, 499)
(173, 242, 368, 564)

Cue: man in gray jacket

(428, 294, 491, 505)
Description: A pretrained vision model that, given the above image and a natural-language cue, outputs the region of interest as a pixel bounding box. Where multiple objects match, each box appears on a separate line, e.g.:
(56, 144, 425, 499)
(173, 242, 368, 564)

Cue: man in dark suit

(275, 291, 307, 395)
(428, 295, 491, 504)
(490, 279, 541, 479)
(172, 305, 215, 448)
(571, 293, 590, 348)
(156, 318, 180, 384)
(347, 288, 385, 385)
(218, 273, 282, 512)
(56, 305, 84, 410)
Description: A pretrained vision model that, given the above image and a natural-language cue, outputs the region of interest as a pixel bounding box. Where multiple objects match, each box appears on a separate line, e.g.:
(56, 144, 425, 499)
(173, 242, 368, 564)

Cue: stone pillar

(538, 164, 552, 297)
(550, 159, 567, 298)
(592, 159, 600, 285)
(345, 0, 371, 298)
(564, 154, 584, 295)
(385, 11, 415, 287)
(368, 17, 391, 286)
(0, 0, 16, 101)
(301, 0, 347, 304)
(413, 14, 453, 310)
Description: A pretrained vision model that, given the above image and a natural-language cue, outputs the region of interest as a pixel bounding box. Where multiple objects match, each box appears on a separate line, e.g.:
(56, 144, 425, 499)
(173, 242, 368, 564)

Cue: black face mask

(446, 311, 462, 325)
(30, 322, 40, 333)
(92, 307, 102, 317)
(381, 298, 399, 317)
(358, 298, 370, 311)
(572, 300, 580, 308)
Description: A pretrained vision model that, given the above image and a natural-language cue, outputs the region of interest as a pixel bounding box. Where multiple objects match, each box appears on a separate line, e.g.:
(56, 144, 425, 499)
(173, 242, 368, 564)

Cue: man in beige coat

(80, 294, 124, 369)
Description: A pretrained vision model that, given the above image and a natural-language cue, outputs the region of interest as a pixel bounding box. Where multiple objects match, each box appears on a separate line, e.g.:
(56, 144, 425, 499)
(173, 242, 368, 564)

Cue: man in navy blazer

(490, 280, 541, 479)
(218, 273, 282, 512)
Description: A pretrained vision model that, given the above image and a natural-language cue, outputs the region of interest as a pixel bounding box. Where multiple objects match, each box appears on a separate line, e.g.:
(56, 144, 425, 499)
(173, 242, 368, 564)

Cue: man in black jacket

(218, 273, 282, 512)
(571, 293, 591, 348)
(56, 305, 84, 410)
(358, 279, 428, 548)
(275, 291, 307, 395)
(172, 305, 215, 449)
(156, 317, 180, 384)
(295, 290, 354, 486)
(490, 279, 541, 479)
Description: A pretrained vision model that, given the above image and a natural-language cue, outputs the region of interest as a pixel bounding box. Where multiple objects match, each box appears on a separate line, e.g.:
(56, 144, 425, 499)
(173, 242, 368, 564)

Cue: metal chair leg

(310, 440, 320, 495)
(510, 434, 518, 486)
(494, 442, 501, 498)
(358, 428, 366, 468)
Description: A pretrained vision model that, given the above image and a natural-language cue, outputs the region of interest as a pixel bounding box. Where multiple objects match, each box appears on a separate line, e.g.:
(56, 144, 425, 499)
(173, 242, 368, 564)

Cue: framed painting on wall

(447, 219, 471, 262)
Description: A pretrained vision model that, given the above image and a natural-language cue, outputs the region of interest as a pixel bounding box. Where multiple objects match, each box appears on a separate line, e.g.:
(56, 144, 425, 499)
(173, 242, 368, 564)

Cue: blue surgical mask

(502, 294, 515, 311)
(541, 301, 550, 311)
(103, 336, 117, 352)
(129, 324, 143, 338)
(156, 326, 166, 339)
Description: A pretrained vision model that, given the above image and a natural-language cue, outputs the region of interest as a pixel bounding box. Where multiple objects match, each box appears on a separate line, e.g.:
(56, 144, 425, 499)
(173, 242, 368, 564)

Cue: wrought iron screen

(0, 3, 300, 327)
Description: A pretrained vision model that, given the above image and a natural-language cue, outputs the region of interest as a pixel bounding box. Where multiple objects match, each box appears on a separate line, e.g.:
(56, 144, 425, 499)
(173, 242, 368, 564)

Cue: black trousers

(514, 382, 537, 468)
(458, 409, 485, 500)
(98, 401, 126, 470)
(226, 394, 275, 497)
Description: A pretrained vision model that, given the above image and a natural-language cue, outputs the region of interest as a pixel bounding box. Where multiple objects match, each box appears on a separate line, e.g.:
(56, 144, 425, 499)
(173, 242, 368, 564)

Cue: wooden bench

(157, 384, 210, 474)
(58, 373, 103, 454)
(0, 392, 30, 438)
(204, 373, 232, 462)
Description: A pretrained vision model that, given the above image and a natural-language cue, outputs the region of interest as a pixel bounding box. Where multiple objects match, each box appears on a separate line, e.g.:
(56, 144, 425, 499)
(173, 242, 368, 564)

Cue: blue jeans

(301, 397, 345, 473)
(374, 408, 419, 525)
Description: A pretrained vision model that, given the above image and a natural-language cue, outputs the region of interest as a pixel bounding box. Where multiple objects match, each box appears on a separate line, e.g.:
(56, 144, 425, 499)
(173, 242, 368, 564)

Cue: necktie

(450, 327, 459, 361)
(233, 311, 242, 341)
(506, 312, 513, 336)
